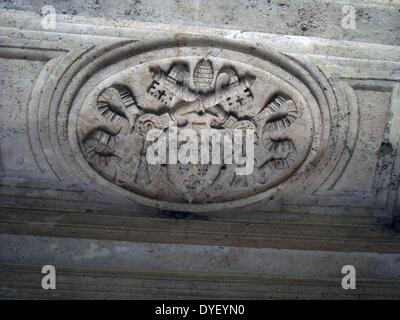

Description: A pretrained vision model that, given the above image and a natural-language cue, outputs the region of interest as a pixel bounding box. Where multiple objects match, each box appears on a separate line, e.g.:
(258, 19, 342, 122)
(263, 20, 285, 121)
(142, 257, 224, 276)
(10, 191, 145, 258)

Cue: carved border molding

(23, 37, 358, 212)
(0, 14, 398, 218)
(2, 263, 400, 299)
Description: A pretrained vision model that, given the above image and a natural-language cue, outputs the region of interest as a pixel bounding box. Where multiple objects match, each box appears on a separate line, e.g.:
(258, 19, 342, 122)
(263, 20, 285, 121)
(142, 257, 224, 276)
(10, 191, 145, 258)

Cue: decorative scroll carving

(260, 96, 298, 132)
(97, 85, 139, 123)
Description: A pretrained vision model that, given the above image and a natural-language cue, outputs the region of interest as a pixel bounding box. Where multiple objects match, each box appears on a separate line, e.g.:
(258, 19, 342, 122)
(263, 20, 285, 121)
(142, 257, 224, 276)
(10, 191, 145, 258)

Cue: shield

(166, 126, 222, 203)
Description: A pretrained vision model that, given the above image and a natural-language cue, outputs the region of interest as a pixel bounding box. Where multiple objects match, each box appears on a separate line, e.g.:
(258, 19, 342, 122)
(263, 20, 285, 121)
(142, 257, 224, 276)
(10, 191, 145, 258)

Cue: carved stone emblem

(53, 37, 359, 212)
(75, 51, 315, 210)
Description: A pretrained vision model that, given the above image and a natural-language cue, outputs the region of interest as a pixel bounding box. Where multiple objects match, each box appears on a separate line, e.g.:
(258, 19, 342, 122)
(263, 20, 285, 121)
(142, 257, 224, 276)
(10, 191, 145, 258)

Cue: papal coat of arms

(76, 56, 313, 207)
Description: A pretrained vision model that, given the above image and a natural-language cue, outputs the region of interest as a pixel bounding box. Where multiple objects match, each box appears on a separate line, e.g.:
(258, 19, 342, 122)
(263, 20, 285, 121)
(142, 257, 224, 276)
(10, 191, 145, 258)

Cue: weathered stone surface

(0, 2, 399, 299)
(70, 41, 334, 211)
(1, 0, 399, 46)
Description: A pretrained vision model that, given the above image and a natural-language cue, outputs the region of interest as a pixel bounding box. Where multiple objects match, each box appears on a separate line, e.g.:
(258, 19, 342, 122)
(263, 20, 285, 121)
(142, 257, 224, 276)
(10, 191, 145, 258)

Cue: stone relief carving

(76, 56, 313, 206)
(23, 38, 356, 211)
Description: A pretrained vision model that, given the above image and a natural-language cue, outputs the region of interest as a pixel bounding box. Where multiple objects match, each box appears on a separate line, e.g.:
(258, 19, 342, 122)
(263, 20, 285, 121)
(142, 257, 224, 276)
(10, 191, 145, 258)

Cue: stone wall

(0, 1, 399, 299)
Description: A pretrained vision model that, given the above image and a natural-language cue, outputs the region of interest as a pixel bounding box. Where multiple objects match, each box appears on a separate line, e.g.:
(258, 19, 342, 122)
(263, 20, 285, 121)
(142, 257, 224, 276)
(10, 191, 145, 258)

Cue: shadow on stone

(157, 209, 208, 220)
